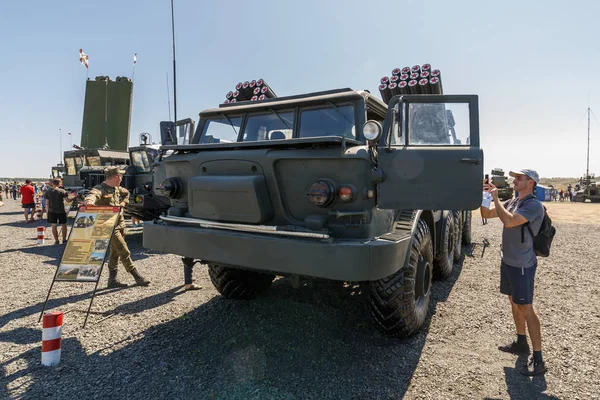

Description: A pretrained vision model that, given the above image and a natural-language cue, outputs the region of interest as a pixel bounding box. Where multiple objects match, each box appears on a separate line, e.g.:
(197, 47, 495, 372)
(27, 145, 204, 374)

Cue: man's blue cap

(509, 169, 539, 184)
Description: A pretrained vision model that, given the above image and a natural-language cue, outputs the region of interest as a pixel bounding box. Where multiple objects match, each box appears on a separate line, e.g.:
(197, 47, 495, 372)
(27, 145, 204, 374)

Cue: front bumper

(143, 220, 412, 281)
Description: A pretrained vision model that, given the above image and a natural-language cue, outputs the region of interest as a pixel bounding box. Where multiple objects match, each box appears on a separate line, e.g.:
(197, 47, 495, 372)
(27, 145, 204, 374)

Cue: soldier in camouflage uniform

(84, 166, 151, 288)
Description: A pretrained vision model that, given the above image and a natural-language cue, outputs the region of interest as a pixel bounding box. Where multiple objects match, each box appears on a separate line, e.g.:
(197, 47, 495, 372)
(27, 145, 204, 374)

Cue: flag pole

(132, 53, 137, 82)
(59, 128, 62, 164)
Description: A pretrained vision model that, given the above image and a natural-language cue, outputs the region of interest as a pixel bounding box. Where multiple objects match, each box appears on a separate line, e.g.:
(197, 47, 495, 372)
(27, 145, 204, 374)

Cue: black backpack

(520, 199, 556, 257)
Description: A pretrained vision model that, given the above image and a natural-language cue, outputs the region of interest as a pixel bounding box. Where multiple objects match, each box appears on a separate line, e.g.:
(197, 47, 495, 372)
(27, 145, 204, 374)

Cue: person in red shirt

(20, 179, 35, 223)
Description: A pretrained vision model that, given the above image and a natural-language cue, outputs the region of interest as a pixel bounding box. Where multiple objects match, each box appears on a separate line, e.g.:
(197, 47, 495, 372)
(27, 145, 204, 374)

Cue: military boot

(130, 269, 151, 286)
(107, 269, 128, 288)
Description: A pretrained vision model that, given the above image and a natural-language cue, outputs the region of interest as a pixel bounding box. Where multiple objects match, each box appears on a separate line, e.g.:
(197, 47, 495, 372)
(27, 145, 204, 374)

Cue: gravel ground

(1, 199, 599, 399)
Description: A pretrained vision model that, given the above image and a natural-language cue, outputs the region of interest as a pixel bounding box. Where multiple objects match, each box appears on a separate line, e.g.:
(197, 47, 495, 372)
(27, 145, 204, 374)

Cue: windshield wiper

(269, 108, 292, 131)
(326, 101, 355, 126)
(220, 113, 238, 136)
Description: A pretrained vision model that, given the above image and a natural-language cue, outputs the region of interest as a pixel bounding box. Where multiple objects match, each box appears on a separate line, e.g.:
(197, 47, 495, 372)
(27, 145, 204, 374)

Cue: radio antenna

(170, 0, 177, 123)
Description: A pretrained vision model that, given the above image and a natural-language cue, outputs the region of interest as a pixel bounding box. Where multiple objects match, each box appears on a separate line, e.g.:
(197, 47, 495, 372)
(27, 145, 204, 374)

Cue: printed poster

(55, 206, 120, 282)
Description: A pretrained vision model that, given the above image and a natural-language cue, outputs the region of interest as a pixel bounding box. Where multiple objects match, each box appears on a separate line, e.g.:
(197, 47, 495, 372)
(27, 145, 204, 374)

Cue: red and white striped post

(42, 311, 63, 366)
(36, 226, 45, 245)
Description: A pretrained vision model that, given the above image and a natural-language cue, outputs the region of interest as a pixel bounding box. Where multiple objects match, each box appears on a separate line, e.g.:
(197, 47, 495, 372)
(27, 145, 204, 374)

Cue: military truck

(123, 122, 194, 221)
(143, 88, 483, 338)
(574, 174, 599, 203)
(61, 148, 130, 211)
(490, 168, 513, 201)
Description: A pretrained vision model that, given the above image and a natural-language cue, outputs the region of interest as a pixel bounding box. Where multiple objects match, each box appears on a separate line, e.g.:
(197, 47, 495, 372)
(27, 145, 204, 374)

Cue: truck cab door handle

(460, 158, 481, 165)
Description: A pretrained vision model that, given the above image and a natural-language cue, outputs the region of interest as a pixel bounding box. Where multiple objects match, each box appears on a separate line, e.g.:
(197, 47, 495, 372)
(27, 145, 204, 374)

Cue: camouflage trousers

(108, 228, 135, 273)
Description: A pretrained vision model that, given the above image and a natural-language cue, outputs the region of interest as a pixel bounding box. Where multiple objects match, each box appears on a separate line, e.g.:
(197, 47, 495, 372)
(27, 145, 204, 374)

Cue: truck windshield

(87, 156, 101, 166)
(200, 116, 242, 143)
(65, 158, 76, 175)
(299, 104, 356, 139)
(131, 150, 157, 172)
(242, 111, 294, 142)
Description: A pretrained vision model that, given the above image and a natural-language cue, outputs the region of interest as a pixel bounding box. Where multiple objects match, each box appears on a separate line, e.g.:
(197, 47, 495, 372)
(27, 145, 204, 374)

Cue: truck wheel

(433, 213, 456, 279)
(462, 210, 472, 244)
(452, 211, 463, 262)
(369, 219, 433, 338)
(208, 263, 275, 300)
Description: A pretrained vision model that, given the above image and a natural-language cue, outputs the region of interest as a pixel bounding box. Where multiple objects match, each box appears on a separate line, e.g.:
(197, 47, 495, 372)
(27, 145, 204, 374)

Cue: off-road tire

(208, 263, 275, 299)
(369, 219, 433, 338)
(433, 213, 456, 279)
(452, 211, 463, 262)
(462, 210, 473, 244)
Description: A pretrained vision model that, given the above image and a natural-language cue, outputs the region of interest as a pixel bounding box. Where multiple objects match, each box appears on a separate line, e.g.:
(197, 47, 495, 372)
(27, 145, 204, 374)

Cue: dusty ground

(536, 201, 600, 224)
(1, 199, 599, 399)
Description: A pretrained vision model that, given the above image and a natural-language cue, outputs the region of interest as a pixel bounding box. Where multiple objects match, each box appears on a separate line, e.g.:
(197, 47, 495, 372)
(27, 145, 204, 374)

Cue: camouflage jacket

(84, 182, 129, 228)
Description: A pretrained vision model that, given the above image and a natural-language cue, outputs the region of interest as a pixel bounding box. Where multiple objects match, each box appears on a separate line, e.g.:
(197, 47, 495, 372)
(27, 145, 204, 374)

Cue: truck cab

(143, 88, 483, 337)
(62, 149, 130, 191)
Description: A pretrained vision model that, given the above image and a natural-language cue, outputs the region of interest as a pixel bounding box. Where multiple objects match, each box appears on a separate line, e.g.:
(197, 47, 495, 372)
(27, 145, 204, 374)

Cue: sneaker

(520, 358, 547, 376)
(54, 241, 60, 245)
(498, 341, 530, 355)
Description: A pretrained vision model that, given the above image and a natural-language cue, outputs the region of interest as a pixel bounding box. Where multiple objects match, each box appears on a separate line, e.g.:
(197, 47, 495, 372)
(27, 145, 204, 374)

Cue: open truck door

(376, 95, 483, 210)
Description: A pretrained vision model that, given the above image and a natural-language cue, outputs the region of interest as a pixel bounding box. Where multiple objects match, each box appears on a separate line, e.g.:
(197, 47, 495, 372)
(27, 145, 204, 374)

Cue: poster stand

(39, 206, 121, 328)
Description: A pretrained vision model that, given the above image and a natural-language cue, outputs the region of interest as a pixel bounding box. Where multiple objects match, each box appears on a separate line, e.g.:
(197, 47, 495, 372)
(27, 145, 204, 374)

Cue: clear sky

(1, 0, 599, 179)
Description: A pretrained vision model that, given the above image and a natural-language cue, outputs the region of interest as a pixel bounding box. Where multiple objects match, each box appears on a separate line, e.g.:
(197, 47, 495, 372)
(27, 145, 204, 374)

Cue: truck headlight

(363, 120, 382, 142)
(157, 178, 182, 199)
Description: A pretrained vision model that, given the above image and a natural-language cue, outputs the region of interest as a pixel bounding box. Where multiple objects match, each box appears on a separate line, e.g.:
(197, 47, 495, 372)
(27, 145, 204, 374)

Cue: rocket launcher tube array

(224, 78, 277, 103)
(378, 63, 444, 104)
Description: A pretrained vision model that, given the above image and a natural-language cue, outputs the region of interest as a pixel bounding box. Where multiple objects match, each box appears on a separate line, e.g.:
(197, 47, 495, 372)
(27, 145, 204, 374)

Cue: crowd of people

(549, 184, 576, 202)
(1, 170, 206, 293)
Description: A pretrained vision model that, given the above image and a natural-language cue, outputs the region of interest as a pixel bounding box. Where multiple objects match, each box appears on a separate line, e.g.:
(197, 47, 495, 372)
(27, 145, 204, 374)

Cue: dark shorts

(48, 212, 67, 225)
(22, 203, 35, 209)
(500, 262, 537, 304)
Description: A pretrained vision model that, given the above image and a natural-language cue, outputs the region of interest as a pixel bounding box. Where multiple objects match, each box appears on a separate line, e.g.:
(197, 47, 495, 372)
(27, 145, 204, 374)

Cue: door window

(406, 103, 470, 146)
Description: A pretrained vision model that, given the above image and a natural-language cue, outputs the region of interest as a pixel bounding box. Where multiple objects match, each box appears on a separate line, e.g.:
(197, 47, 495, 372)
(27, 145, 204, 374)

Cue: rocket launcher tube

(388, 82, 399, 97)
(418, 78, 431, 94)
(429, 76, 443, 94)
(398, 80, 410, 95)
(408, 80, 419, 94)
(378, 83, 392, 104)
(260, 85, 276, 98)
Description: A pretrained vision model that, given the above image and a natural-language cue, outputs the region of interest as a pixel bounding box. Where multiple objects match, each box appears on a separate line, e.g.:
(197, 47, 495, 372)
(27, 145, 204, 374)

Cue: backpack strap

(517, 195, 537, 243)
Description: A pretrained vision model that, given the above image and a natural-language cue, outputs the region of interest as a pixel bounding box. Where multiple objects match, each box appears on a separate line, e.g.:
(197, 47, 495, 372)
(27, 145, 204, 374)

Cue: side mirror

(159, 121, 176, 146)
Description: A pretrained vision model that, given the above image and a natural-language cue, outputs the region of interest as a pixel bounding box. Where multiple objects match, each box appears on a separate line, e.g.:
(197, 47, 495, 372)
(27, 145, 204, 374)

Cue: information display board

(55, 206, 120, 282)
(41, 206, 121, 327)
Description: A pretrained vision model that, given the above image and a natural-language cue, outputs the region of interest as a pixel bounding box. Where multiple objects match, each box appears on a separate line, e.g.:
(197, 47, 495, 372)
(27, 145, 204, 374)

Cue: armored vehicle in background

(574, 174, 599, 202)
(490, 168, 513, 201)
(143, 87, 483, 338)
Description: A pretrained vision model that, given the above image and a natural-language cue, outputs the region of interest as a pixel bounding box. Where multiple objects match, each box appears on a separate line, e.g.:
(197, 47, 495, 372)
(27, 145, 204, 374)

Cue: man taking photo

(480, 169, 547, 376)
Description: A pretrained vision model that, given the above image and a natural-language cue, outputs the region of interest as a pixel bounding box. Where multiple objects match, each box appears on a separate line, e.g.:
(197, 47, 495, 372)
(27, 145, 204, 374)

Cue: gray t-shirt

(501, 194, 544, 268)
